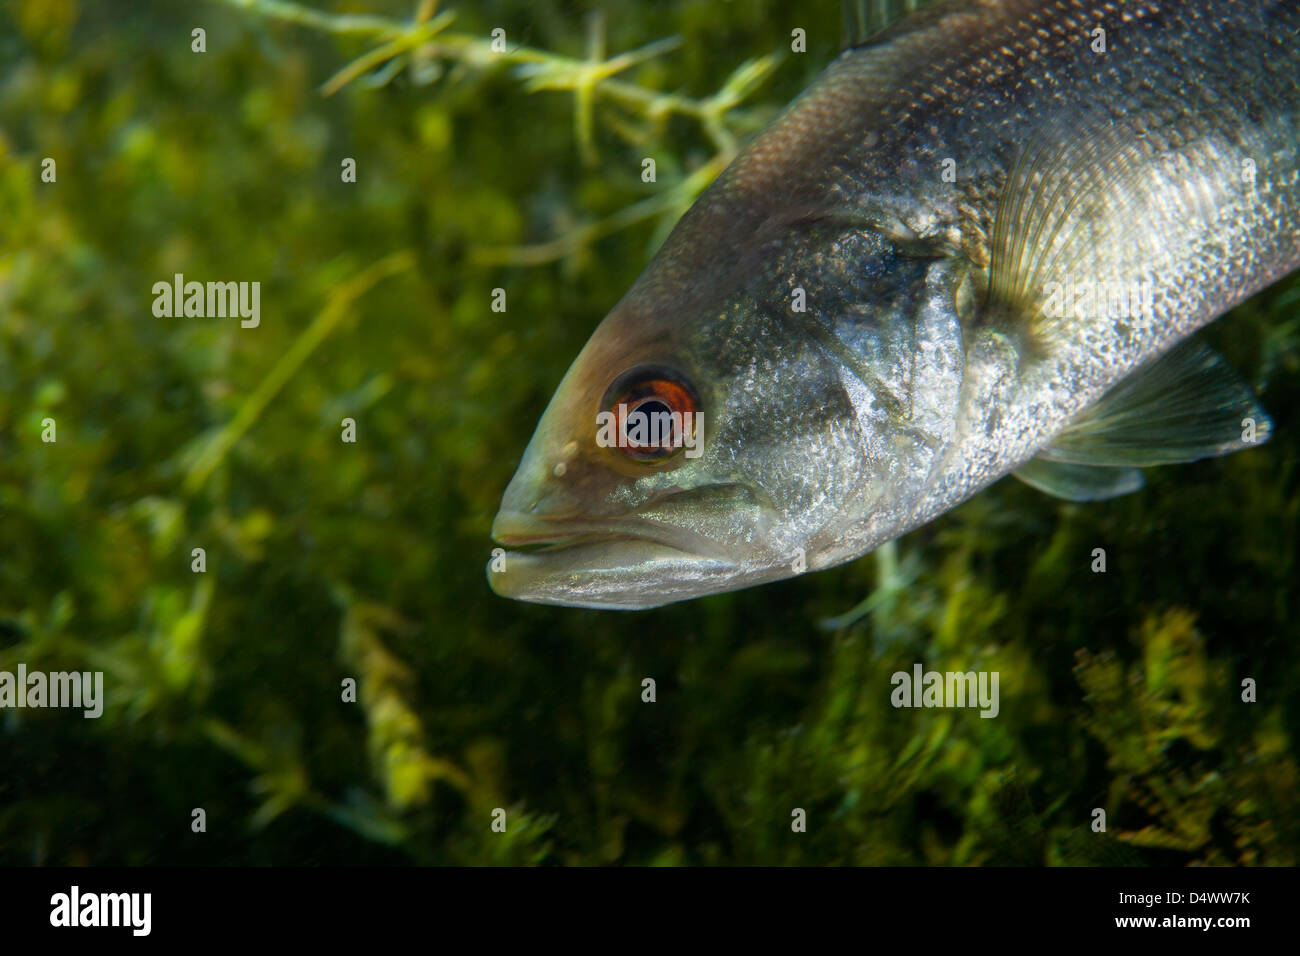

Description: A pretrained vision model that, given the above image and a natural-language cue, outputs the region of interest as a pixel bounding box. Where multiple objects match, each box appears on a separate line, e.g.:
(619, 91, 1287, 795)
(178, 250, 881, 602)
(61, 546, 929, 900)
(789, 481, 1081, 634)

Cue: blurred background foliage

(0, 0, 1297, 865)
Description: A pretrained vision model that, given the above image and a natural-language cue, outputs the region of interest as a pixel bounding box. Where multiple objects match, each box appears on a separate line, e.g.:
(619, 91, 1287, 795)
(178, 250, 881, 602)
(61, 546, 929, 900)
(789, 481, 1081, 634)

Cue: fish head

(489, 209, 949, 610)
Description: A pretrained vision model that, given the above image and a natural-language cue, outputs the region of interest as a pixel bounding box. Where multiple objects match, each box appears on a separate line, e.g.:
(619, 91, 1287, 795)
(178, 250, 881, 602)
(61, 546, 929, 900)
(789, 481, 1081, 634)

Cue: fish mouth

(490, 515, 637, 554)
(487, 510, 732, 610)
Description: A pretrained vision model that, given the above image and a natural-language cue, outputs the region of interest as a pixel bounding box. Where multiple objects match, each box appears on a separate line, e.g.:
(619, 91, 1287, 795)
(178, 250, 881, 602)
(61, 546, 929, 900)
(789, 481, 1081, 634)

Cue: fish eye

(600, 365, 700, 463)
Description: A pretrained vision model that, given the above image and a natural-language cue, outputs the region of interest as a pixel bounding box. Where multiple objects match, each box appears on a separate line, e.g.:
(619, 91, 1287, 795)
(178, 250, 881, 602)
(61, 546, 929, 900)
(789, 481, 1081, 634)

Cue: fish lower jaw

(487, 538, 714, 610)
(487, 511, 798, 609)
(486, 534, 800, 610)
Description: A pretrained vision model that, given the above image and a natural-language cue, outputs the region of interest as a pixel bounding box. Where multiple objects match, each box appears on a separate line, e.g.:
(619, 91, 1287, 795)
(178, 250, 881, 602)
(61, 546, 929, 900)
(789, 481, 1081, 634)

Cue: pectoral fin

(982, 127, 1153, 347)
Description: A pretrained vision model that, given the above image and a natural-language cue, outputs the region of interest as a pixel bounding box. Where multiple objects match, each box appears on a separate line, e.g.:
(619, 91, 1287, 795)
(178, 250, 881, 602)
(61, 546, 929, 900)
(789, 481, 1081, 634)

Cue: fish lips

(487, 511, 743, 610)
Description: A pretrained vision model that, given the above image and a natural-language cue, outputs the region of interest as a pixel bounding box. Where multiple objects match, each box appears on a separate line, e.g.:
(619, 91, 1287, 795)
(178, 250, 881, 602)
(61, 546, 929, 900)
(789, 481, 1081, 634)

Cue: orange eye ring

(601, 366, 700, 463)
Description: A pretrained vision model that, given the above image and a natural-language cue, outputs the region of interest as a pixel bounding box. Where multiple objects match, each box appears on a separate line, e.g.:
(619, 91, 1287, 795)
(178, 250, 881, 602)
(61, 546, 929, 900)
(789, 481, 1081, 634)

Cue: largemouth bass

(489, 0, 1300, 609)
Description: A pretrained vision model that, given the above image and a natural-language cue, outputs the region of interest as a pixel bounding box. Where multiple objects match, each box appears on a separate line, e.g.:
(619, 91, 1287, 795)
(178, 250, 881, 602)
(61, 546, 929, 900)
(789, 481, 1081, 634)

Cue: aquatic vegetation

(0, 0, 1296, 865)
(217, 0, 784, 267)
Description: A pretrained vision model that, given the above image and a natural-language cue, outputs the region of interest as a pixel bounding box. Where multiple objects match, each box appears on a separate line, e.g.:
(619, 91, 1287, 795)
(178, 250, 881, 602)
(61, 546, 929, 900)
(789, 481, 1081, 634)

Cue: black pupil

(628, 398, 678, 454)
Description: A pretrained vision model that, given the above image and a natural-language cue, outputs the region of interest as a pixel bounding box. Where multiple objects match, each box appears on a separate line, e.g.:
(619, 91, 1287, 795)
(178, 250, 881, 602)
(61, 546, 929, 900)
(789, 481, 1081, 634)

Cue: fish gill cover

(0, 0, 1296, 868)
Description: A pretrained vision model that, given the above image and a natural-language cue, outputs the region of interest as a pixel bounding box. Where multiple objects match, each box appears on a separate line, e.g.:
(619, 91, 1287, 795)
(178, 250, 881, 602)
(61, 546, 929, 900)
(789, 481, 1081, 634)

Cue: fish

(488, 0, 1300, 610)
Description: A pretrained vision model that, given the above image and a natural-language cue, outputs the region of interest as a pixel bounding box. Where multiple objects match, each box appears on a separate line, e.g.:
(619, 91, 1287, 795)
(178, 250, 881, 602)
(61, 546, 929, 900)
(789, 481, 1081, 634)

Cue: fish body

(490, 0, 1300, 609)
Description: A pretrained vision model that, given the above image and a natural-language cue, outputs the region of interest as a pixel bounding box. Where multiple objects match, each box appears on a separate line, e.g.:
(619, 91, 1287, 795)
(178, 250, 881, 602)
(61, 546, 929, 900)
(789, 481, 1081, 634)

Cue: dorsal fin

(841, 0, 948, 49)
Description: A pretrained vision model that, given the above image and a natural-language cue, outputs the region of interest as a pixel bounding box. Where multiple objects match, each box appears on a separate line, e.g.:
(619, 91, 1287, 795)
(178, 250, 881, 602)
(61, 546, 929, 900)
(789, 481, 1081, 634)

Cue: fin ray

(1013, 458, 1145, 502)
(1040, 338, 1272, 467)
(842, 0, 948, 49)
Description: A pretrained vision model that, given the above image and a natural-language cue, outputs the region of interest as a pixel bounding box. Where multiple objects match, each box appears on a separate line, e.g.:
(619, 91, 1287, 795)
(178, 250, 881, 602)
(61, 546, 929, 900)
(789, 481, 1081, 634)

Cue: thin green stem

(183, 251, 415, 494)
